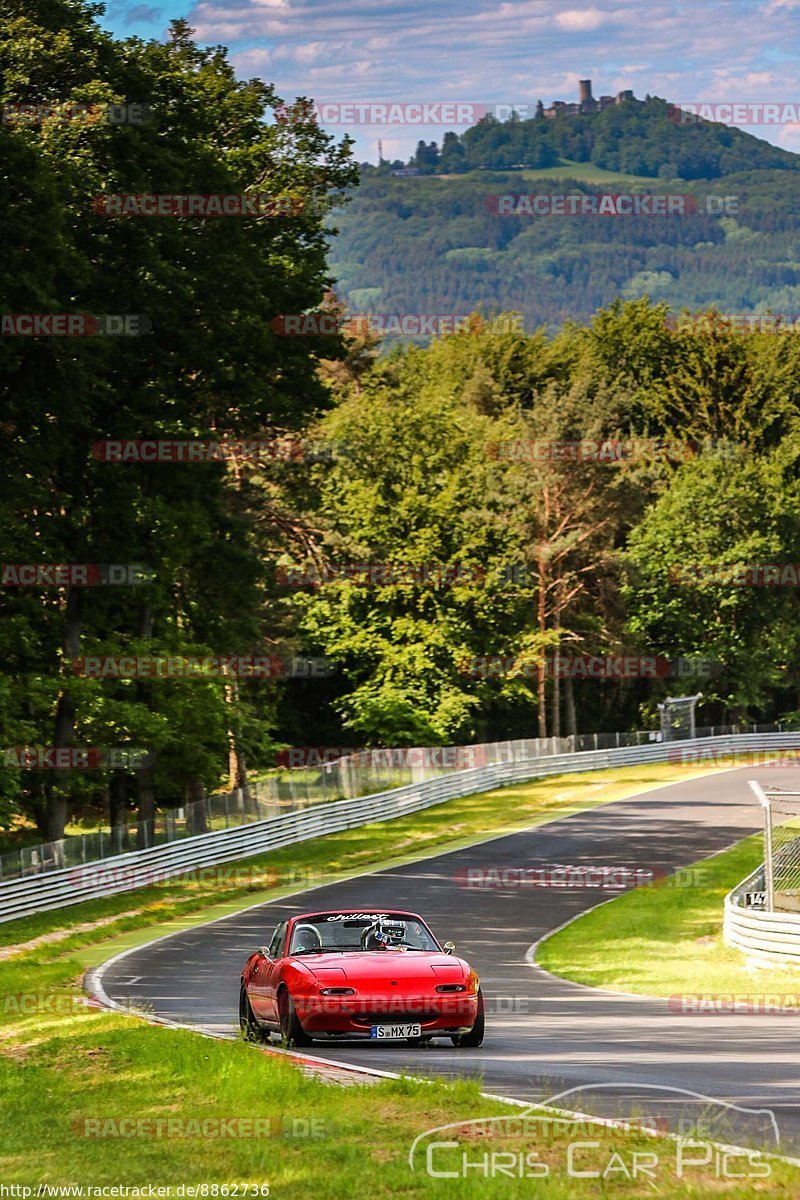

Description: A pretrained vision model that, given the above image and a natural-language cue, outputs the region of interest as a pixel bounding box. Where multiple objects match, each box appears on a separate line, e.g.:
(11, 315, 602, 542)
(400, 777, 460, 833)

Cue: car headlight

(320, 986, 356, 996)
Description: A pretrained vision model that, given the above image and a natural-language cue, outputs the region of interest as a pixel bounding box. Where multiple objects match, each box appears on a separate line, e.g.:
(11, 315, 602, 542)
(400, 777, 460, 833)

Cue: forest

(3, 1, 800, 846)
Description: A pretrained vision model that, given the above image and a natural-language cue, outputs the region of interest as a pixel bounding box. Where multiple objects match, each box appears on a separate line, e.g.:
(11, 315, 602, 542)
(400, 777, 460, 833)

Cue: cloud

(293, 42, 331, 64)
(555, 8, 607, 31)
(776, 122, 800, 148)
(165, 0, 800, 160)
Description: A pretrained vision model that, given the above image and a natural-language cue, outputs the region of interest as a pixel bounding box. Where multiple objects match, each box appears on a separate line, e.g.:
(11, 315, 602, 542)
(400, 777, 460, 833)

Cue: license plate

(370, 1023, 421, 1039)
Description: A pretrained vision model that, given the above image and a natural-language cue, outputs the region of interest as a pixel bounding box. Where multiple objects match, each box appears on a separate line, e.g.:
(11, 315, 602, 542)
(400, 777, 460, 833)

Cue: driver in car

(292, 924, 322, 953)
(361, 919, 406, 950)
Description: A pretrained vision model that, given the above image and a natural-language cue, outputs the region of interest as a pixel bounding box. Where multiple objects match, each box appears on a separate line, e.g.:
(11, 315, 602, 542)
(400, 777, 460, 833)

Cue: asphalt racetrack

(96, 765, 800, 1155)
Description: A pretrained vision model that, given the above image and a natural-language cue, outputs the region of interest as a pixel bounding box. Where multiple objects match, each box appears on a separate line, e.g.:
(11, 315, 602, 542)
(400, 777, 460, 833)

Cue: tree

(0, 0, 357, 838)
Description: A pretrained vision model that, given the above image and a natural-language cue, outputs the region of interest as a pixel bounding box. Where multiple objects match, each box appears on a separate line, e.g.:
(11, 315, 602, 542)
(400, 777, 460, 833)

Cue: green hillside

(328, 162, 800, 333)
(385, 95, 800, 179)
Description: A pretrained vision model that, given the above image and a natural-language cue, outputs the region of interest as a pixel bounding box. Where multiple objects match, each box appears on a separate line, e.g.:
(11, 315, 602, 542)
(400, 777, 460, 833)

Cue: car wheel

(278, 988, 314, 1047)
(451, 989, 485, 1047)
(239, 983, 265, 1042)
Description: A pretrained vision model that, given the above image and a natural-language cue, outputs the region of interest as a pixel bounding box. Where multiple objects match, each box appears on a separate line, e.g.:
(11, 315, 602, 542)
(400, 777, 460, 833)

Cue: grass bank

(536, 833, 800, 995)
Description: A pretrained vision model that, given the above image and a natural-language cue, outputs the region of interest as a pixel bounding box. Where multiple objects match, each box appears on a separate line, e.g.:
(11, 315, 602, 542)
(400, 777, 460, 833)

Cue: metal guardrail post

(749, 779, 774, 912)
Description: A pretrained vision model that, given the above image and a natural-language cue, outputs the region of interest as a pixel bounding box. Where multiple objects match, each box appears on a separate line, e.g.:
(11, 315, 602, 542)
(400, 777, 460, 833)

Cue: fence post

(749, 780, 774, 912)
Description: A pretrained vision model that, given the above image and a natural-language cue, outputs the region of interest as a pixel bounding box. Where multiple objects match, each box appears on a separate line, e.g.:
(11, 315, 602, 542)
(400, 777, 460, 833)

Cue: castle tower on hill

(541, 80, 636, 118)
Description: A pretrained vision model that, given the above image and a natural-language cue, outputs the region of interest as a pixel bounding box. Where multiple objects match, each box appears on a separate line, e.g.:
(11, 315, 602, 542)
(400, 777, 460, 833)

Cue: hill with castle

(329, 85, 800, 334)
(369, 83, 799, 180)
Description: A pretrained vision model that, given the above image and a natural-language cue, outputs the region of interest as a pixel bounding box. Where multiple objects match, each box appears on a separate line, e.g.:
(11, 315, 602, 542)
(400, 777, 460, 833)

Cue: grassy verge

(536, 833, 800, 995)
(4, 986, 795, 1196)
(4, 758, 797, 1195)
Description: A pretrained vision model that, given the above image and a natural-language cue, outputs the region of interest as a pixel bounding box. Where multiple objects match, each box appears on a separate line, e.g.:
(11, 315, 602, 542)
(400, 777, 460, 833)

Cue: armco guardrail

(2, 730, 799, 924)
(1, 721, 780, 883)
(724, 863, 800, 965)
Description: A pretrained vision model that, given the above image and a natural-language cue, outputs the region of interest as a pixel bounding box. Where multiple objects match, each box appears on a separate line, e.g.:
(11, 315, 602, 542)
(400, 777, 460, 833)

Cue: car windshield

(288, 911, 440, 955)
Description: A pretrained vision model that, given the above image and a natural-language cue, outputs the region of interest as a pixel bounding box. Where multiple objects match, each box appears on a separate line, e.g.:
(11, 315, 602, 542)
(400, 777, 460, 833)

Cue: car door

(249, 921, 286, 1023)
(261, 920, 288, 1022)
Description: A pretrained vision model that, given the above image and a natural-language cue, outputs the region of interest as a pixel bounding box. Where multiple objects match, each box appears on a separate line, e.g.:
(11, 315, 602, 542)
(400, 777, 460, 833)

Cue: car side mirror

(443, 941, 456, 955)
(257, 946, 270, 959)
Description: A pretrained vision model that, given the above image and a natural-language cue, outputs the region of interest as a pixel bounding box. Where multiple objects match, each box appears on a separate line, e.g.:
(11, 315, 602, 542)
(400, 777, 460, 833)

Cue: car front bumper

(293, 992, 480, 1035)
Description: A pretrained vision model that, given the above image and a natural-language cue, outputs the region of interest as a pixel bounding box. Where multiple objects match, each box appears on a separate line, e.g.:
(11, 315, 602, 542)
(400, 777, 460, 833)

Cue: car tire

(451, 989, 485, 1047)
(239, 983, 265, 1042)
(278, 988, 314, 1047)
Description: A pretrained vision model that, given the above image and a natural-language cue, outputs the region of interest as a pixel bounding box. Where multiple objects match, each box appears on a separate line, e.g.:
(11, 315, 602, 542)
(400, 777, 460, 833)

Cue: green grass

(537, 833, 800, 995)
(4, 982, 795, 1196)
(438, 158, 679, 185)
(3, 758, 798, 1194)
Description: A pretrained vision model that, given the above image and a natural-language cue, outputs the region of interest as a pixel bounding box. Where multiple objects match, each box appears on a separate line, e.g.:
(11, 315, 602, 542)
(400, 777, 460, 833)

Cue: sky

(99, 0, 800, 163)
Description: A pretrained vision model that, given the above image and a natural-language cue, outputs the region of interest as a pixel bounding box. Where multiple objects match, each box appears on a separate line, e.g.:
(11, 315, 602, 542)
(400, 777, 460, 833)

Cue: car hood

(296, 951, 470, 982)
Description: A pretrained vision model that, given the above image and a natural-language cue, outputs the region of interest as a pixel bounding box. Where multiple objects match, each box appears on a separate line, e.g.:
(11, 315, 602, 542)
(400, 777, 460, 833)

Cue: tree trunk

(564, 675, 577, 737)
(234, 750, 250, 804)
(224, 676, 251, 804)
(134, 601, 155, 844)
(186, 776, 208, 834)
(136, 763, 156, 848)
(43, 586, 82, 841)
(535, 487, 551, 739)
(554, 652, 561, 734)
(108, 770, 129, 851)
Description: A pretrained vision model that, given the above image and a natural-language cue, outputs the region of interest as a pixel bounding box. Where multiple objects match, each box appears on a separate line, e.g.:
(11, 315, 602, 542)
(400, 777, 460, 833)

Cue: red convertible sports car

(239, 908, 484, 1047)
